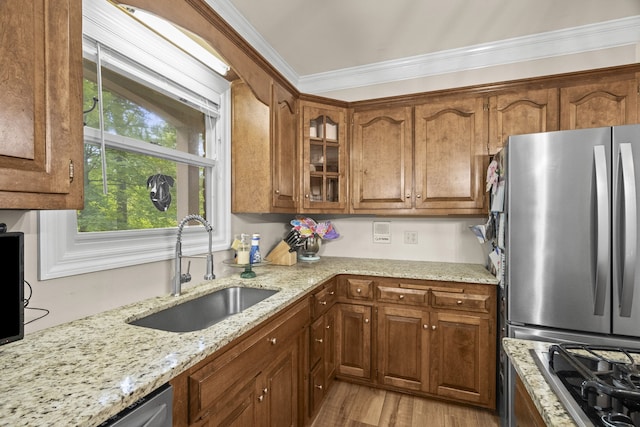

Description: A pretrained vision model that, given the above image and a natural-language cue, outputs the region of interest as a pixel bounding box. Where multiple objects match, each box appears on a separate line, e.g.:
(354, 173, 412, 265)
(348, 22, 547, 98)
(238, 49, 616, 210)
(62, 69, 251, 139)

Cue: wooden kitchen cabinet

(514, 376, 546, 427)
(308, 280, 337, 418)
(351, 98, 487, 215)
(271, 83, 298, 210)
(377, 304, 430, 392)
(232, 80, 298, 213)
(560, 75, 639, 130)
(351, 106, 413, 211)
(300, 101, 348, 213)
(430, 310, 493, 406)
(488, 88, 559, 154)
(0, 0, 84, 209)
(170, 298, 309, 427)
(377, 279, 496, 408)
(336, 303, 372, 381)
(414, 95, 488, 214)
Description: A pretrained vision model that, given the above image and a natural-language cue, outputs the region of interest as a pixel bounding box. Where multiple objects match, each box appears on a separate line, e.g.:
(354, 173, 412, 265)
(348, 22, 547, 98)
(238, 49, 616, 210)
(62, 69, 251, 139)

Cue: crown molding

(205, 1, 640, 94)
(204, 0, 300, 85)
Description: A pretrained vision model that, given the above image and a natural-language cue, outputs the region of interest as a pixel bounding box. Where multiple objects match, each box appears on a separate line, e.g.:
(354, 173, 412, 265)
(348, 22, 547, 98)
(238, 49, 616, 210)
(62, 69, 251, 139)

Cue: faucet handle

(181, 260, 192, 284)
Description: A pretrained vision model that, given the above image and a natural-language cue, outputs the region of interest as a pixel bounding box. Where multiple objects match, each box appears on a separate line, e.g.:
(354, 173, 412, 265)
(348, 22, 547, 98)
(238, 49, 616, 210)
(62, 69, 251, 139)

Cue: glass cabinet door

(302, 105, 346, 211)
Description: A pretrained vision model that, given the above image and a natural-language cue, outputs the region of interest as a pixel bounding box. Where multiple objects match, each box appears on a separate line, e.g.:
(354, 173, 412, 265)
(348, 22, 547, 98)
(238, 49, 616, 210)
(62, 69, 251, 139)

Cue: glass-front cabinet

(301, 102, 347, 212)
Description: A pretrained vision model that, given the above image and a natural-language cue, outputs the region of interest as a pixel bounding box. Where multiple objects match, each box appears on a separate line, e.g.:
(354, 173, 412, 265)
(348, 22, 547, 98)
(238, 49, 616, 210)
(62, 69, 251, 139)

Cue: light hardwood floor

(310, 381, 500, 427)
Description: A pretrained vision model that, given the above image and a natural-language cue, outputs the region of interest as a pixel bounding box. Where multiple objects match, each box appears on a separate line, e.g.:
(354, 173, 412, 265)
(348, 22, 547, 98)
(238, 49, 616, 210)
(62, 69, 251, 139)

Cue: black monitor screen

(0, 232, 24, 346)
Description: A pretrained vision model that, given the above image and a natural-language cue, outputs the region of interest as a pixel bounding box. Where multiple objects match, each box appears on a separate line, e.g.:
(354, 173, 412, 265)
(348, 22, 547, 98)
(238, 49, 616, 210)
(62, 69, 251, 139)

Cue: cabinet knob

(315, 338, 323, 343)
(416, 194, 422, 199)
(274, 190, 280, 194)
(258, 395, 264, 402)
(406, 193, 411, 198)
(326, 324, 331, 329)
(315, 384, 323, 390)
(305, 194, 310, 199)
(269, 337, 277, 345)
(329, 291, 335, 295)
(423, 324, 429, 329)
(319, 300, 327, 305)
(263, 388, 268, 394)
(356, 288, 362, 293)
(364, 318, 369, 324)
(432, 325, 437, 330)
(399, 295, 405, 300)
(457, 300, 463, 305)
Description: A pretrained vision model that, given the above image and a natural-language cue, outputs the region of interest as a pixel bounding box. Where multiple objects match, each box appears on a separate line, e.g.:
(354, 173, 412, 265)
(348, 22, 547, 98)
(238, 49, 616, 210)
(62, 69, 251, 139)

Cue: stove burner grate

(549, 343, 640, 427)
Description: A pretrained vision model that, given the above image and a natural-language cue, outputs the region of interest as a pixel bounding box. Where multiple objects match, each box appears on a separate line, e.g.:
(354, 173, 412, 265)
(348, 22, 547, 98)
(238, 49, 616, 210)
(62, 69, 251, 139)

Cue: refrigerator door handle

(594, 145, 609, 315)
(618, 143, 636, 317)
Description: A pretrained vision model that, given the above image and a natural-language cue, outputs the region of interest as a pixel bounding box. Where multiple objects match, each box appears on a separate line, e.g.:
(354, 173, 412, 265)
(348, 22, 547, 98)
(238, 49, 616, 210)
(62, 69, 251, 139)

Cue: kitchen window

(38, 0, 231, 279)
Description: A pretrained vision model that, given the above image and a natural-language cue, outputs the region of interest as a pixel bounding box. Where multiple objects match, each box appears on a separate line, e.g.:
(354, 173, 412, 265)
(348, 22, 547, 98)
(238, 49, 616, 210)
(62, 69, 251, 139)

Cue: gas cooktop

(532, 343, 640, 427)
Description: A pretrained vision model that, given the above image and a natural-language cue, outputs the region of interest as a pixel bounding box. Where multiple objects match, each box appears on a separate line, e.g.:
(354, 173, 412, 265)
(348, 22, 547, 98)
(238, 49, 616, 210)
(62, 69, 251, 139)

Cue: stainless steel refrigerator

(498, 125, 640, 426)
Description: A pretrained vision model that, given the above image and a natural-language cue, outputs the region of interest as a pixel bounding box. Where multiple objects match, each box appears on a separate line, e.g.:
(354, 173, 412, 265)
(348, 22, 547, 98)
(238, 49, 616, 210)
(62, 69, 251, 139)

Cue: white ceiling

(225, 0, 640, 76)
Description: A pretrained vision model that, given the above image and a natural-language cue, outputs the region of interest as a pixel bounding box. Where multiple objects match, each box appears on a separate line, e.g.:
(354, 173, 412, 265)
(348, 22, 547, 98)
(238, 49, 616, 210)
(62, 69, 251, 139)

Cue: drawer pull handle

(269, 338, 277, 345)
(315, 338, 323, 343)
(457, 300, 463, 305)
(315, 384, 323, 390)
(399, 295, 405, 300)
(319, 301, 327, 305)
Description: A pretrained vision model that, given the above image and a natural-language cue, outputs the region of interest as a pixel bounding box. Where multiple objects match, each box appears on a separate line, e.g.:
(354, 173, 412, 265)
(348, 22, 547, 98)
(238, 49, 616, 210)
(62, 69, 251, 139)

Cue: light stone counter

(0, 257, 496, 426)
(502, 338, 577, 426)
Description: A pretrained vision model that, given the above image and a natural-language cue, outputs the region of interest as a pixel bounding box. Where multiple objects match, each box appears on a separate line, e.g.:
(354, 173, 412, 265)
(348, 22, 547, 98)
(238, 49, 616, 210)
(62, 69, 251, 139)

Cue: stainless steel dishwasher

(98, 383, 172, 427)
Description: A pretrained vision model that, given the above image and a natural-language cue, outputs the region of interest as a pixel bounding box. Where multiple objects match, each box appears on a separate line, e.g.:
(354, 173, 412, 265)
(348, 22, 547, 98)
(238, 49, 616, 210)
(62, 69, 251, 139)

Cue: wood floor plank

(311, 381, 499, 427)
(350, 383, 386, 425)
(378, 391, 414, 426)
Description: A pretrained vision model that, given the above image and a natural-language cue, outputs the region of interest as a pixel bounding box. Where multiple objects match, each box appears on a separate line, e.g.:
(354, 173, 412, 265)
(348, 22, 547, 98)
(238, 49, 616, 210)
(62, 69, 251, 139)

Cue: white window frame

(38, 0, 231, 280)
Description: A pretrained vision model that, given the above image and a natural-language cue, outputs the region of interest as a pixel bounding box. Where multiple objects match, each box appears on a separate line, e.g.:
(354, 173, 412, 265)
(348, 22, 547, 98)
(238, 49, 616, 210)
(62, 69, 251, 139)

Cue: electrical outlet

(404, 231, 418, 244)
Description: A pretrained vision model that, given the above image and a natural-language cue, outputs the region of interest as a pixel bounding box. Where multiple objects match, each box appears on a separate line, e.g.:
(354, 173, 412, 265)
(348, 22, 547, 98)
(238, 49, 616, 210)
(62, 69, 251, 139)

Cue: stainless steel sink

(128, 287, 278, 332)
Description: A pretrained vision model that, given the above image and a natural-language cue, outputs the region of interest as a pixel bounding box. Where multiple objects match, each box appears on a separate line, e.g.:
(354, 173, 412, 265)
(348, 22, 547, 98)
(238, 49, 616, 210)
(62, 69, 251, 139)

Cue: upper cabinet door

(414, 96, 487, 213)
(271, 84, 298, 211)
(560, 77, 638, 130)
(301, 102, 348, 213)
(351, 107, 413, 211)
(488, 88, 559, 154)
(0, 0, 84, 209)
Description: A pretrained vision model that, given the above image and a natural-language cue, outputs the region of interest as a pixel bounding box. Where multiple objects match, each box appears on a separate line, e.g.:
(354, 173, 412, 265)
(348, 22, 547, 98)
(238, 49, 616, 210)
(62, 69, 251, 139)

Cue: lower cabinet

(259, 342, 299, 427)
(336, 303, 372, 381)
(430, 311, 493, 406)
(170, 298, 308, 427)
(514, 376, 546, 427)
(307, 281, 338, 419)
(377, 305, 429, 392)
(170, 276, 497, 427)
(338, 275, 497, 410)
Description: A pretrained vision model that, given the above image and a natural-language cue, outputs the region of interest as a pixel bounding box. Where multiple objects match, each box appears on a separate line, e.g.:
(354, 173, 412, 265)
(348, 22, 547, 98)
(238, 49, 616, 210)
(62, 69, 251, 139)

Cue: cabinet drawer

(345, 278, 373, 300)
(188, 300, 309, 423)
(432, 291, 490, 313)
(377, 286, 427, 305)
(312, 282, 336, 319)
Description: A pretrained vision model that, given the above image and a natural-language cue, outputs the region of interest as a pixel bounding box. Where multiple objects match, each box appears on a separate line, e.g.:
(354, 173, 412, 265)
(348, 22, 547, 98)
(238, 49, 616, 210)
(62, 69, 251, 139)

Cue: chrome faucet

(173, 214, 215, 296)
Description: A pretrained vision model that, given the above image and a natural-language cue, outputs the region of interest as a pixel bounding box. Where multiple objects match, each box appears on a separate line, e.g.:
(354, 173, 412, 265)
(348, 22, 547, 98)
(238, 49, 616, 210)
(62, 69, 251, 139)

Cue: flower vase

(299, 235, 321, 261)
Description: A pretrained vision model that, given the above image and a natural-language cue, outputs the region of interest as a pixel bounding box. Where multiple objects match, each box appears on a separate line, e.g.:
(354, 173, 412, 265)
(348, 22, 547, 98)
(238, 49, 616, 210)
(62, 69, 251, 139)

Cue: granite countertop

(502, 338, 577, 427)
(0, 257, 496, 427)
